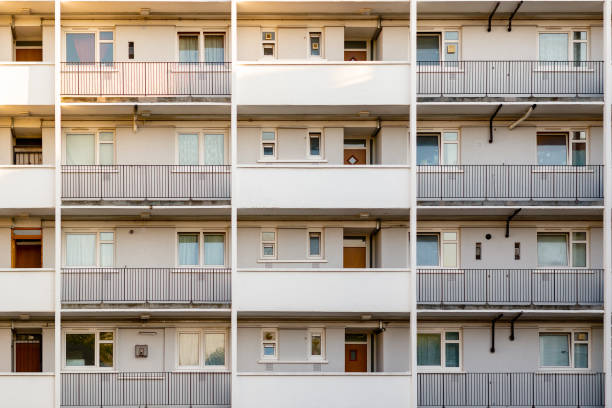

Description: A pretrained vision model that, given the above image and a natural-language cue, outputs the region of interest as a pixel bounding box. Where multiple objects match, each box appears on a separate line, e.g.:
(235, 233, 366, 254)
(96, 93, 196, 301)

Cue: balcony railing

(417, 165, 603, 202)
(61, 62, 231, 96)
(417, 269, 603, 307)
(62, 165, 231, 201)
(61, 372, 231, 407)
(418, 372, 604, 407)
(62, 267, 231, 305)
(417, 60, 604, 97)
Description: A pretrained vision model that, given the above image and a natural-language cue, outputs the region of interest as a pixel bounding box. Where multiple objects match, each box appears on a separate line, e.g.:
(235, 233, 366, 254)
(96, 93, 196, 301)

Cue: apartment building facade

(0, 0, 610, 407)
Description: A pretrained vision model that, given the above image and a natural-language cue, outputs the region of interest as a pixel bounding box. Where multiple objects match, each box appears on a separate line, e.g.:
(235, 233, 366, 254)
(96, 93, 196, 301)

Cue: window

(204, 34, 225, 63)
(261, 230, 276, 259)
(65, 232, 114, 267)
(308, 329, 325, 361)
(537, 132, 587, 166)
(539, 31, 588, 65)
(417, 330, 461, 369)
(262, 30, 276, 58)
(179, 33, 225, 63)
(128, 41, 134, 59)
(308, 132, 321, 157)
(539, 331, 589, 369)
(417, 232, 458, 267)
(261, 130, 277, 159)
(417, 31, 460, 66)
(178, 132, 225, 165)
(309, 32, 321, 57)
(417, 132, 459, 165)
(178, 133, 199, 165)
(179, 34, 199, 62)
(178, 330, 226, 368)
(66, 31, 113, 63)
(308, 231, 322, 258)
(261, 329, 278, 360)
(537, 232, 587, 268)
(66, 131, 115, 165)
(65, 330, 114, 368)
(344, 40, 368, 61)
(177, 232, 226, 267)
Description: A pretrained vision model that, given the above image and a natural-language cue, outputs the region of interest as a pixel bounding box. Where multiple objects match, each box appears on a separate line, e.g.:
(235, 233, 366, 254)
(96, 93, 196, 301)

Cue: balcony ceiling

(418, 309, 604, 322)
(61, 0, 230, 16)
(0, 1, 54, 15)
(61, 103, 231, 118)
(418, 1, 602, 18)
(61, 205, 231, 219)
(238, 1, 410, 16)
(418, 206, 603, 221)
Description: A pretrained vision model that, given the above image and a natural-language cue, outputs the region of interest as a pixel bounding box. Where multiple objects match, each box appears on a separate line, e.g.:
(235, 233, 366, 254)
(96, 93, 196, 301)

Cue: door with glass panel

(176, 33, 226, 95)
(345, 333, 368, 372)
(11, 228, 42, 268)
(416, 132, 465, 200)
(343, 236, 367, 268)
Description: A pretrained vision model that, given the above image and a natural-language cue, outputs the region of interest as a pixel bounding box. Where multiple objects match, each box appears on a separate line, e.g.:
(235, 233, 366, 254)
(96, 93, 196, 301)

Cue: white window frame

(308, 30, 323, 59)
(64, 29, 115, 63)
(307, 130, 323, 159)
(417, 328, 462, 371)
(307, 229, 323, 259)
(536, 129, 589, 166)
(62, 328, 116, 370)
(416, 29, 461, 66)
(261, 328, 279, 360)
(537, 29, 589, 63)
(176, 30, 228, 63)
(175, 130, 228, 165)
(65, 129, 116, 165)
(261, 129, 277, 160)
(176, 329, 228, 370)
(63, 230, 115, 268)
(538, 328, 591, 370)
(261, 29, 276, 59)
(307, 328, 325, 361)
(536, 230, 589, 269)
(417, 230, 460, 268)
(261, 229, 277, 259)
(176, 230, 227, 267)
(417, 129, 461, 165)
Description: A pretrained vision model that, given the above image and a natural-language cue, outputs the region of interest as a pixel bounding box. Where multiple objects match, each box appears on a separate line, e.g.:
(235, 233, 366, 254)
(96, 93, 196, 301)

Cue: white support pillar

(603, 1, 611, 406)
(53, 0, 62, 407)
(230, 0, 238, 406)
(409, 1, 418, 408)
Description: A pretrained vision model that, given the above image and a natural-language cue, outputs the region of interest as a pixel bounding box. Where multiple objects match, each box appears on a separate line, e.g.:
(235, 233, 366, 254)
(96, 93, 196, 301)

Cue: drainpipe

(505, 208, 521, 238)
(509, 312, 523, 341)
(132, 105, 138, 133)
(507, 1, 524, 32)
(508, 104, 536, 130)
(370, 17, 382, 61)
(10, 117, 15, 140)
(370, 219, 381, 268)
(370, 118, 381, 164)
(489, 104, 502, 143)
(487, 2, 500, 32)
(10, 15, 16, 42)
(490, 314, 503, 353)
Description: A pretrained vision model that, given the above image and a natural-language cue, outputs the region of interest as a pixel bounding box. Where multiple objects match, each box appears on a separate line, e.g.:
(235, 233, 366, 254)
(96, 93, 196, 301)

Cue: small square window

(263, 144, 275, 156)
(263, 44, 274, 56)
(263, 245, 274, 257)
(262, 329, 278, 360)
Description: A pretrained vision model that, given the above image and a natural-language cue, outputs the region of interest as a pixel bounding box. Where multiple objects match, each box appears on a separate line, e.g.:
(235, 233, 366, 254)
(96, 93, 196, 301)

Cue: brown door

(343, 247, 366, 268)
(344, 149, 366, 165)
(16, 49, 42, 62)
(15, 335, 42, 372)
(344, 51, 367, 61)
(14, 242, 42, 268)
(345, 344, 367, 372)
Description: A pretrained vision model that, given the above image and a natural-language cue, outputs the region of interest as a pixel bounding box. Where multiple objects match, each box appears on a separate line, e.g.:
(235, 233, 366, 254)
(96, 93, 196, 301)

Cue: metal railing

(62, 165, 231, 201)
(61, 62, 232, 96)
(14, 151, 42, 165)
(62, 267, 231, 304)
(417, 60, 604, 97)
(418, 372, 604, 407)
(61, 372, 231, 407)
(417, 165, 603, 201)
(417, 269, 603, 307)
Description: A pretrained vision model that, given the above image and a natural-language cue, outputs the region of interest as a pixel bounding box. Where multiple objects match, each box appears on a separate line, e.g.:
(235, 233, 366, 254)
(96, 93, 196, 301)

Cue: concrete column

(53, 0, 61, 407)
(230, 0, 238, 406)
(603, 1, 611, 406)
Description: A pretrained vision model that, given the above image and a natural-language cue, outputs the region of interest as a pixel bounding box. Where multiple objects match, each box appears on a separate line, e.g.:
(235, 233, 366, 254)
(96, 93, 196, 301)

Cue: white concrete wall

(0, 167, 54, 208)
(0, 374, 54, 408)
(0, 64, 54, 105)
(0, 26, 13, 61)
(380, 27, 409, 61)
(0, 269, 55, 312)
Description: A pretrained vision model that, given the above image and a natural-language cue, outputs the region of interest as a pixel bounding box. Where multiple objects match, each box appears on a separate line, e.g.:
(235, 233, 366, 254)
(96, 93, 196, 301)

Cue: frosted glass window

(417, 235, 439, 266)
(417, 135, 439, 165)
(99, 43, 113, 63)
(540, 334, 570, 367)
(204, 234, 224, 266)
(179, 333, 200, 366)
(66, 33, 95, 63)
(574, 343, 588, 368)
(99, 244, 114, 267)
(417, 333, 441, 366)
(179, 35, 199, 63)
(204, 134, 224, 165)
(178, 234, 199, 266)
(309, 233, 321, 256)
(66, 134, 95, 165)
(537, 234, 568, 266)
(539, 33, 568, 61)
(66, 234, 96, 266)
(178, 134, 199, 165)
(204, 333, 225, 366)
(537, 134, 567, 165)
(99, 144, 113, 165)
(443, 243, 457, 268)
(204, 35, 225, 62)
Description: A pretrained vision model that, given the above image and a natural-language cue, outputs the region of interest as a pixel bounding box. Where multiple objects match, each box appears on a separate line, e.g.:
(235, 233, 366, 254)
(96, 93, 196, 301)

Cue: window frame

(538, 328, 591, 370)
(416, 230, 460, 268)
(416, 129, 461, 165)
(417, 328, 462, 371)
(260, 229, 277, 259)
(537, 29, 589, 63)
(307, 328, 325, 361)
(536, 130, 589, 166)
(63, 328, 116, 370)
(176, 30, 228, 63)
(416, 29, 461, 66)
(175, 130, 228, 165)
(176, 329, 228, 370)
(261, 29, 277, 59)
(176, 230, 227, 267)
(261, 328, 279, 361)
(64, 230, 115, 268)
(65, 129, 116, 165)
(307, 229, 323, 259)
(260, 129, 277, 160)
(536, 230, 589, 269)
(308, 30, 323, 59)
(64, 29, 115, 63)
(307, 129, 323, 159)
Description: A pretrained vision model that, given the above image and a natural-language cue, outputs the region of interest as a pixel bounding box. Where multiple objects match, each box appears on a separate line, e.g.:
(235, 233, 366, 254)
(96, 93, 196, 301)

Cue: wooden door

(16, 49, 42, 62)
(344, 51, 367, 61)
(14, 243, 42, 268)
(15, 335, 42, 372)
(344, 149, 366, 165)
(343, 247, 366, 268)
(345, 344, 367, 372)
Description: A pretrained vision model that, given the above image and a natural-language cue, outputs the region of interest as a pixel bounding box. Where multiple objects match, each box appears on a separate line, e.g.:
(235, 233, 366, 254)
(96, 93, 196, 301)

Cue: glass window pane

(443, 232, 457, 241)
(204, 333, 225, 366)
(417, 333, 441, 366)
(204, 134, 224, 165)
(417, 235, 439, 266)
(66, 33, 95, 63)
(99, 132, 114, 142)
(66, 333, 95, 366)
(99, 232, 114, 241)
(573, 42, 587, 62)
(443, 144, 458, 165)
(572, 243, 587, 267)
(66, 134, 95, 165)
(99, 332, 113, 340)
(179, 333, 200, 366)
(574, 31, 587, 41)
(263, 344, 276, 356)
(417, 35, 440, 64)
(540, 334, 570, 367)
(537, 134, 567, 165)
(311, 334, 322, 356)
(575, 332, 588, 341)
(262, 131, 275, 141)
(310, 35, 320, 56)
(538, 234, 568, 266)
(309, 234, 321, 256)
(444, 31, 459, 41)
(573, 232, 587, 241)
(442, 243, 457, 267)
(445, 343, 460, 367)
(204, 35, 224, 62)
(310, 135, 320, 156)
(539, 33, 568, 61)
(99, 31, 114, 41)
(574, 343, 588, 368)
(263, 245, 274, 256)
(262, 232, 275, 241)
(263, 145, 274, 156)
(179, 35, 199, 63)
(99, 243, 114, 267)
(178, 134, 199, 165)
(445, 332, 459, 341)
(572, 143, 586, 166)
(66, 234, 96, 266)
(99, 43, 113, 63)
(417, 135, 439, 165)
(99, 143, 114, 165)
(99, 343, 113, 367)
(204, 234, 224, 266)
(178, 234, 199, 266)
(443, 132, 458, 142)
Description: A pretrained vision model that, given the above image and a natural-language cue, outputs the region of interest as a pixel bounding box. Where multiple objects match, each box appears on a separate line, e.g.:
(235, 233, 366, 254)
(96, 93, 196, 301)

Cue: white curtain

(66, 234, 96, 266)
(179, 333, 200, 366)
(179, 36, 199, 63)
(205, 35, 225, 62)
(539, 33, 568, 61)
(178, 134, 199, 165)
(204, 134, 224, 165)
(66, 134, 95, 165)
(178, 234, 199, 266)
(99, 243, 114, 267)
(204, 235, 224, 265)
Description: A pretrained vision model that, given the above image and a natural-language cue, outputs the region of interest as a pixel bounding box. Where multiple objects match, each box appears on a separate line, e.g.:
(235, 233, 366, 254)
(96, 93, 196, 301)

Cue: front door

(16, 48, 43, 62)
(345, 344, 367, 372)
(344, 139, 367, 165)
(15, 334, 42, 372)
(343, 247, 366, 268)
(12, 228, 42, 268)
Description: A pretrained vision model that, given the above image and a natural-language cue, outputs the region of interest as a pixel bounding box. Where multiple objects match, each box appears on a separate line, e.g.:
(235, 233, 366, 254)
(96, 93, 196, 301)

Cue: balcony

(61, 165, 231, 204)
(236, 165, 410, 212)
(0, 373, 54, 408)
(417, 165, 603, 204)
(0, 63, 54, 105)
(417, 269, 603, 308)
(417, 61, 604, 101)
(236, 62, 410, 110)
(235, 268, 411, 314)
(62, 267, 231, 307)
(61, 62, 231, 102)
(0, 166, 54, 209)
(61, 372, 230, 407)
(235, 373, 411, 408)
(418, 372, 604, 407)
(0, 269, 55, 312)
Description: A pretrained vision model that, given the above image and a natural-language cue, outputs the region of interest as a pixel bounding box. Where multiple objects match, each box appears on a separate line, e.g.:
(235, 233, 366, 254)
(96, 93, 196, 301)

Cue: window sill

(257, 360, 328, 364)
(256, 259, 329, 264)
